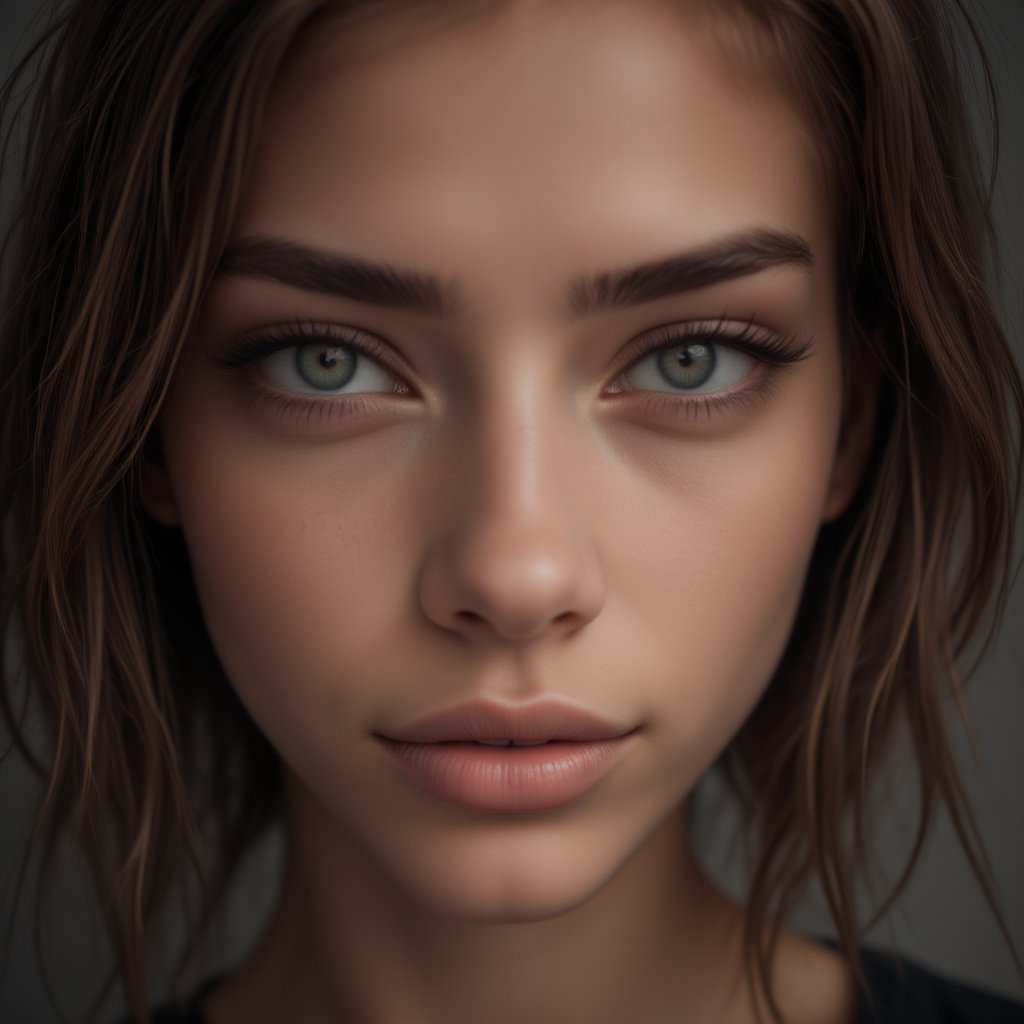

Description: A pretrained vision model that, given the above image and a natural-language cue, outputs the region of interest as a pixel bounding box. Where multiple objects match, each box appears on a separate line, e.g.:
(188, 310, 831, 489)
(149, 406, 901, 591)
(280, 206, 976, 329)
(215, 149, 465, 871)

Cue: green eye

(295, 344, 357, 391)
(655, 343, 715, 389)
(625, 338, 753, 394)
(259, 335, 398, 396)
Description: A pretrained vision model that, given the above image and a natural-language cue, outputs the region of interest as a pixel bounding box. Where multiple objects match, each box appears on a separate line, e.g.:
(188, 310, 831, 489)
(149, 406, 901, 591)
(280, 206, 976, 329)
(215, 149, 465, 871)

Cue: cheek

(157, 391, 425, 731)
(693, 449, 825, 702)
(615, 366, 840, 756)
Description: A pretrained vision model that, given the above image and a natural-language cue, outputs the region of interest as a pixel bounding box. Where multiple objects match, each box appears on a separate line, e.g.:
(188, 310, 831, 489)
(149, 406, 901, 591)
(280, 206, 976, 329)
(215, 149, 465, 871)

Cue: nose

(417, 400, 606, 644)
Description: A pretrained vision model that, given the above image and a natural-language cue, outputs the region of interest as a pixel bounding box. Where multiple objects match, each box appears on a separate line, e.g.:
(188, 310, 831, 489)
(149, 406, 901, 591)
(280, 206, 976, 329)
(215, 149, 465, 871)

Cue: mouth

(376, 698, 636, 811)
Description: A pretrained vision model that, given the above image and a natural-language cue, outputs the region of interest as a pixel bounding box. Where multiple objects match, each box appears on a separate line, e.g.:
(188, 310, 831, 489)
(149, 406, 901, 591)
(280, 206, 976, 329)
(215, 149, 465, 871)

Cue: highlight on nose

(417, 524, 605, 643)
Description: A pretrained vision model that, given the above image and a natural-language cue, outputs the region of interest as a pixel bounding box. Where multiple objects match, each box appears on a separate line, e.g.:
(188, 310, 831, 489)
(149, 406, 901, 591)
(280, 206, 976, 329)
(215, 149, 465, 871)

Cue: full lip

(376, 697, 635, 744)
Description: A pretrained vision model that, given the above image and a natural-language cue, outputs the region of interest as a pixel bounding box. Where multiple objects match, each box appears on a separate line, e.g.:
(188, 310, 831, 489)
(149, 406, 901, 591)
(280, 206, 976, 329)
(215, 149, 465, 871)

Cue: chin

(375, 817, 641, 925)
(402, 866, 606, 925)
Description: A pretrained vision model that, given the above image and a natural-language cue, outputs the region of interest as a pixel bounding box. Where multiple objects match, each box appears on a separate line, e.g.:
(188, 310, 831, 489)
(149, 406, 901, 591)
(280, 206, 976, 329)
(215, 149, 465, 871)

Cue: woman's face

(146, 0, 866, 919)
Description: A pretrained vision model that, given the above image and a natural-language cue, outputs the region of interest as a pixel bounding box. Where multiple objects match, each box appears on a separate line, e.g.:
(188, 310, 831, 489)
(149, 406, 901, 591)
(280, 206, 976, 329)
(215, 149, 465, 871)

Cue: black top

(136, 948, 1024, 1023)
(850, 948, 1024, 1023)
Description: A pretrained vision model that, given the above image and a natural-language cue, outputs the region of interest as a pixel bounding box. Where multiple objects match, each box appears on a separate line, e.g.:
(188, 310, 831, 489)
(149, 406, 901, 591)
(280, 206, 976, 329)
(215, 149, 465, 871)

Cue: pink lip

(376, 699, 636, 812)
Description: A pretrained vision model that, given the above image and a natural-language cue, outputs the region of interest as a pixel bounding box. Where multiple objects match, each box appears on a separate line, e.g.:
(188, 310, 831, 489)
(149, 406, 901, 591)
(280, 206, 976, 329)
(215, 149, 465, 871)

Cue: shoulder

(854, 947, 1024, 1024)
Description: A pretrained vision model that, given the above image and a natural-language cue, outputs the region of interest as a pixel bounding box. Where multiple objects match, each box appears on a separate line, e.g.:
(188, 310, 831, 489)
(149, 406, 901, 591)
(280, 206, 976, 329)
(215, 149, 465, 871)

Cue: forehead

(235, 0, 830, 309)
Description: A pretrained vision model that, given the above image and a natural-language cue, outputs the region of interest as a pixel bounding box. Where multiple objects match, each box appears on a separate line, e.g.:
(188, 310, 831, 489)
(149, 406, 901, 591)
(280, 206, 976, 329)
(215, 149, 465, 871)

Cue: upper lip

(379, 698, 632, 744)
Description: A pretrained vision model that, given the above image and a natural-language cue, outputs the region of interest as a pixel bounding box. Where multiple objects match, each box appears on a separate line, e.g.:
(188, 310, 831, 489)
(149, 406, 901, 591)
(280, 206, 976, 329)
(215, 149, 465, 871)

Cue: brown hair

(1, 0, 1020, 1021)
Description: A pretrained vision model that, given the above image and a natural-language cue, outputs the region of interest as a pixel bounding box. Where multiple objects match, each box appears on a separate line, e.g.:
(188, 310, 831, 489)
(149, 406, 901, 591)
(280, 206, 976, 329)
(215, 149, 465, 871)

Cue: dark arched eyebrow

(218, 227, 812, 319)
(219, 238, 459, 318)
(566, 228, 813, 316)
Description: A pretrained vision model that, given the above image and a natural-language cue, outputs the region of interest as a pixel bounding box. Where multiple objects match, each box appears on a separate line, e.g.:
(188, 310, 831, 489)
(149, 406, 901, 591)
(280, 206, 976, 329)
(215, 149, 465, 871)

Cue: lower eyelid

(630, 373, 783, 425)
(235, 373, 415, 432)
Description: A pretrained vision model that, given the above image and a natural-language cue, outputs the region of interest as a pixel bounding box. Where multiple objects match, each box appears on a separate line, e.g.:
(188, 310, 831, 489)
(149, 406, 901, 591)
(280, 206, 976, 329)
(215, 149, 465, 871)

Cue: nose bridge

(417, 361, 605, 644)
(472, 367, 562, 525)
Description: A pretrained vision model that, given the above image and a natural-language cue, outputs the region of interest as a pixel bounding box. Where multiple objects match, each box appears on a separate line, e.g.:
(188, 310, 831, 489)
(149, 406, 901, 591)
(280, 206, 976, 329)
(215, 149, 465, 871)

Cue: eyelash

(214, 321, 412, 427)
(607, 318, 811, 422)
(214, 317, 811, 426)
(215, 321, 406, 380)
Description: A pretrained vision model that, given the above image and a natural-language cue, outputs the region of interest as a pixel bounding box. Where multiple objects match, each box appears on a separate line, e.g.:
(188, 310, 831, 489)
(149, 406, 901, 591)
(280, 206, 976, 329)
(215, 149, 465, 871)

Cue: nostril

(451, 608, 578, 636)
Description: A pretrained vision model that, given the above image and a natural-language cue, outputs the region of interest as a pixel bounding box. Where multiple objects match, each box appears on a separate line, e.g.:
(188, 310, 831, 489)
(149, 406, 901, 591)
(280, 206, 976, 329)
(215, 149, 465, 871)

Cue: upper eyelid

(614, 317, 810, 369)
(217, 315, 805, 385)
(214, 320, 414, 382)
(634, 316, 787, 346)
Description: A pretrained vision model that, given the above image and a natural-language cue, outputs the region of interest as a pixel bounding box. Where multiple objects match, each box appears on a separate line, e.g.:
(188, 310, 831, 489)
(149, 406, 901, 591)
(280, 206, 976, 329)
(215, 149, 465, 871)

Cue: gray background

(0, 0, 1021, 1020)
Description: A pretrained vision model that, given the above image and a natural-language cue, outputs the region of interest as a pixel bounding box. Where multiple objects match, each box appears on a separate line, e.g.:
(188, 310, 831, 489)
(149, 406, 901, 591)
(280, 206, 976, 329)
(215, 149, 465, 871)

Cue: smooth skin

(143, 1, 874, 1021)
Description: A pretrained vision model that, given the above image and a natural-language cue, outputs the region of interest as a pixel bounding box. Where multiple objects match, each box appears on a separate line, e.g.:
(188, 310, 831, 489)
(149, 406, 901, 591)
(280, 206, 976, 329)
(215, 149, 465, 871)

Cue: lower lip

(377, 736, 632, 812)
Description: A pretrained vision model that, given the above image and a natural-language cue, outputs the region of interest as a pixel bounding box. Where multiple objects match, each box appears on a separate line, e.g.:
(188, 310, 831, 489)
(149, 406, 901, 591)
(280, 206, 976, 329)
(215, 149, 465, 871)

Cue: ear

(138, 430, 182, 527)
(821, 347, 881, 524)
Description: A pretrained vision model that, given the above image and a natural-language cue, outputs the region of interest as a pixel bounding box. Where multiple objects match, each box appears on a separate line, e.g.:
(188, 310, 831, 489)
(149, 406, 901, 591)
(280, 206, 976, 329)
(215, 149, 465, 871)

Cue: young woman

(1, 0, 1022, 1021)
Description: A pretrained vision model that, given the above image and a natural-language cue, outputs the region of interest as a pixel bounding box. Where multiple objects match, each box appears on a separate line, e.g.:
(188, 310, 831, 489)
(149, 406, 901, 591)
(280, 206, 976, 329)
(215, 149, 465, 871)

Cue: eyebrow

(219, 238, 458, 318)
(567, 228, 813, 316)
(218, 227, 812, 319)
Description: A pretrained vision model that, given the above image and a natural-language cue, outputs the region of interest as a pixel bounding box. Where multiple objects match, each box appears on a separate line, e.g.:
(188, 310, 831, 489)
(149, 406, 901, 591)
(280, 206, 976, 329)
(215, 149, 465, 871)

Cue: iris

(657, 342, 715, 389)
(296, 344, 356, 390)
